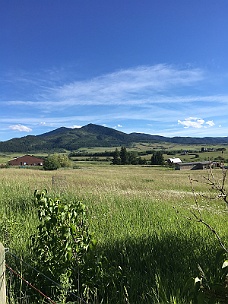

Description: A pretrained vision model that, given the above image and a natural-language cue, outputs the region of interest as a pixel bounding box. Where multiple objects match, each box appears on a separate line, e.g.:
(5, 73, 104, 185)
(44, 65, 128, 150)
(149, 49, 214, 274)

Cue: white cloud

(178, 117, 205, 128)
(9, 124, 32, 132)
(5, 94, 228, 109)
(114, 124, 123, 129)
(178, 117, 215, 129)
(2, 64, 228, 139)
(206, 120, 215, 127)
(50, 64, 204, 106)
(4, 65, 228, 113)
(71, 125, 82, 129)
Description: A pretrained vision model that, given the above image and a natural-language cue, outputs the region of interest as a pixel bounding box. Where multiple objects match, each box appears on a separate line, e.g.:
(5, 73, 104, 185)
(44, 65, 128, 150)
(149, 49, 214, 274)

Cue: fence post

(0, 243, 6, 304)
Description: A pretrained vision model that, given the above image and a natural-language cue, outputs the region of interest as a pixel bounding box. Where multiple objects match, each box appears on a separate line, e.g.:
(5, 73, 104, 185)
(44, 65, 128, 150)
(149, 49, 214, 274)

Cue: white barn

(167, 157, 182, 165)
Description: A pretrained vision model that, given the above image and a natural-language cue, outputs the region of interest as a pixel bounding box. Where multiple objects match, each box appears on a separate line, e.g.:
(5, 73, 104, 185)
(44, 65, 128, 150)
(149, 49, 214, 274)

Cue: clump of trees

(150, 151, 164, 165)
(43, 153, 71, 170)
(112, 147, 147, 165)
(111, 147, 165, 166)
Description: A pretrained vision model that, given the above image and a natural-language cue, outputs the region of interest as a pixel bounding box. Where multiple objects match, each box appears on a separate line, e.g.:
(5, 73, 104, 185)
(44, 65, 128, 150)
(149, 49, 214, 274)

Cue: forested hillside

(0, 123, 228, 152)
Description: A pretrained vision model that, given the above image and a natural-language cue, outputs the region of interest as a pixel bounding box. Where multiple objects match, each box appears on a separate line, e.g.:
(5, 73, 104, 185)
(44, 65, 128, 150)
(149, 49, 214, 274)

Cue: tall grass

(0, 166, 227, 303)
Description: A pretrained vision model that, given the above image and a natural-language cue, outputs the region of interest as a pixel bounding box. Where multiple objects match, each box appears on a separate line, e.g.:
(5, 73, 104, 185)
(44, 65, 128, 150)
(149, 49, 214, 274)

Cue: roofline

(176, 161, 213, 166)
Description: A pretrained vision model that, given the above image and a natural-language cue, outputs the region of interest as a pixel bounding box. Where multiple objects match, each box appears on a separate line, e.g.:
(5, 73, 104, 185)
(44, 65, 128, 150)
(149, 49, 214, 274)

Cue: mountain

(0, 123, 228, 152)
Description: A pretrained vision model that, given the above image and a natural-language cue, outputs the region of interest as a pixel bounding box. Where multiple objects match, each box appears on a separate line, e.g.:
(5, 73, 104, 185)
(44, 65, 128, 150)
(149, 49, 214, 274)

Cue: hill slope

(0, 123, 228, 152)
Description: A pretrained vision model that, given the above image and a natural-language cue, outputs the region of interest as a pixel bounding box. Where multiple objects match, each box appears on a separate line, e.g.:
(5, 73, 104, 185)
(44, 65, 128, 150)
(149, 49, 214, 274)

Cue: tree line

(43, 148, 165, 170)
(111, 147, 164, 165)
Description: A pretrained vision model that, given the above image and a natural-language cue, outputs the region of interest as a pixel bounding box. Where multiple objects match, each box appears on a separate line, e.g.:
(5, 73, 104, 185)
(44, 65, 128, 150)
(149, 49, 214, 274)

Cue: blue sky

(1, 0, 228, 141)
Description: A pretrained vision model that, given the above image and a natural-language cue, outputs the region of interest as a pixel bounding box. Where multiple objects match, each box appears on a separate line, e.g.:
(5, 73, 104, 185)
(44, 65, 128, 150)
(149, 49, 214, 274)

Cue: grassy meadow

(0, 163, 227, 303)
(1, 142, 228, 165)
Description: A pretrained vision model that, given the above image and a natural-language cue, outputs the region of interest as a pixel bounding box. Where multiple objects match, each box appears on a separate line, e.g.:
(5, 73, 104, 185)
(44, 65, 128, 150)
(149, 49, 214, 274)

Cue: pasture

(1, 142, 228, 166)
(0, 164, 227, 303)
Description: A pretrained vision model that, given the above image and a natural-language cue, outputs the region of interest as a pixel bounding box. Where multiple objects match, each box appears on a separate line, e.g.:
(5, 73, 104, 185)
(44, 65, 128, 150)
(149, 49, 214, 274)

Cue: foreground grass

(0, 165, 227, 303)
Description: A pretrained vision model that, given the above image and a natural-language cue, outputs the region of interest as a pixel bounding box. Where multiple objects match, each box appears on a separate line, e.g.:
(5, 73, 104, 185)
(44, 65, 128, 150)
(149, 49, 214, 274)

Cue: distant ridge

(0, 123, 228, 152)
(38, 126, 70, 137)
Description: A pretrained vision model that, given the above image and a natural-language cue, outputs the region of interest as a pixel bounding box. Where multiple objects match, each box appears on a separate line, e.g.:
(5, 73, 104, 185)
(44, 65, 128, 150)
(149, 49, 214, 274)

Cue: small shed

(8, 155, 44, 166)
(175, 161, 213, 170)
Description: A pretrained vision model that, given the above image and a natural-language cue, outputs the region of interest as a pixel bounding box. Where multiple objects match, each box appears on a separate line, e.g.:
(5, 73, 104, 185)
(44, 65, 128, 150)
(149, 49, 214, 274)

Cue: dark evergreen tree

(151, 151, 164, 165)
(138, 157, 147, 165)
(120, 146, 128, 165)
(112, 148, 121, 165)
(128, 151, 138, 165)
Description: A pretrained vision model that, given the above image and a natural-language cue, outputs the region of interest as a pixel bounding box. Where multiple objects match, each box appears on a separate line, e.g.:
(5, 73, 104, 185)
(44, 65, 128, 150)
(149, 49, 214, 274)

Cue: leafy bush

(31, 190, 96, 302)
(43, 154, 71, 170)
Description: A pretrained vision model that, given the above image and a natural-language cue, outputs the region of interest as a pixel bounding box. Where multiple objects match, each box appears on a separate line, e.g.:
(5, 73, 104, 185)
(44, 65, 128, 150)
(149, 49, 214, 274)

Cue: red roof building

(8, 155, 44, 166)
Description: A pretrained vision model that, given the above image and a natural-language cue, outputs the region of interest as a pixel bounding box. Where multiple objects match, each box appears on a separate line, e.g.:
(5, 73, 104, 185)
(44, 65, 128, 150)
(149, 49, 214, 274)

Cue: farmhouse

(8, 155, 44, 166)
(175, 161, 213, 170)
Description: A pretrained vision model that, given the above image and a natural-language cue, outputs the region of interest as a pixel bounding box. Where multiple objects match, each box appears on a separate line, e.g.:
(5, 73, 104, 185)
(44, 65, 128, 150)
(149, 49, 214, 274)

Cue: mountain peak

(38, 126, 71, 137)
(1, 123, 228, 153)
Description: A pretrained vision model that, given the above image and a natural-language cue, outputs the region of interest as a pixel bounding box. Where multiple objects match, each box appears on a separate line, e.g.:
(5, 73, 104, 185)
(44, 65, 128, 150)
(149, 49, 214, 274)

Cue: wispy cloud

(50, 64, 204, 106)
(2, 64, 228, 139)
(4, 64, 205, 108)
(9, 124, 32, 132)
(206, 120, 215, 127)
(4, 64, 228, 120)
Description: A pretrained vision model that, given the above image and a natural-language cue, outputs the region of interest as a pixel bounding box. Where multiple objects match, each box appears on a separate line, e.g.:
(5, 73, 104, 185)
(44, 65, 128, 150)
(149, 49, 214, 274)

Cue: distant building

(175, 161, 213, 170)
(8, 155, 44, 166)
(167, 157, 182, 165)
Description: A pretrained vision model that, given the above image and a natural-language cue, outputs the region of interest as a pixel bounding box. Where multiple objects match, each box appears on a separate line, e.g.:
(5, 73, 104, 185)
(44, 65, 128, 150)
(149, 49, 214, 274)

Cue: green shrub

(43, 154, 71, 170)
(31, 190, 96, 302)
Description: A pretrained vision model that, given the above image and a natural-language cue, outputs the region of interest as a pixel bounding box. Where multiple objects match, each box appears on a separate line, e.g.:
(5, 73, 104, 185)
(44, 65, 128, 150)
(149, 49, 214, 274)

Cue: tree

(43, 154, 61, 170)
(151, 151, 164, 165)
(128, 151, 138, 165)
(120, 147, 128, 165)
(112, 148, 121, 165)
(57, 154, 71, 167)
(112, 148, 146, 165)
(43, 154, 71, 170)
(138, 157, 147, 165)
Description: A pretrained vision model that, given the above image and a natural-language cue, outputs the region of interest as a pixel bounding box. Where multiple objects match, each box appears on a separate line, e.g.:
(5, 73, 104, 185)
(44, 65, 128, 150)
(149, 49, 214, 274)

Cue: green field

(1, 143, 228, 166)
(0, 164, 227, 303)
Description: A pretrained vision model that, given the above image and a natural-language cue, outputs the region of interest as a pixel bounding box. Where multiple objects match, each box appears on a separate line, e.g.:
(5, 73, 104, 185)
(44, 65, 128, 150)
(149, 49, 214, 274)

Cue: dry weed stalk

(188, 167, 227, 254)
